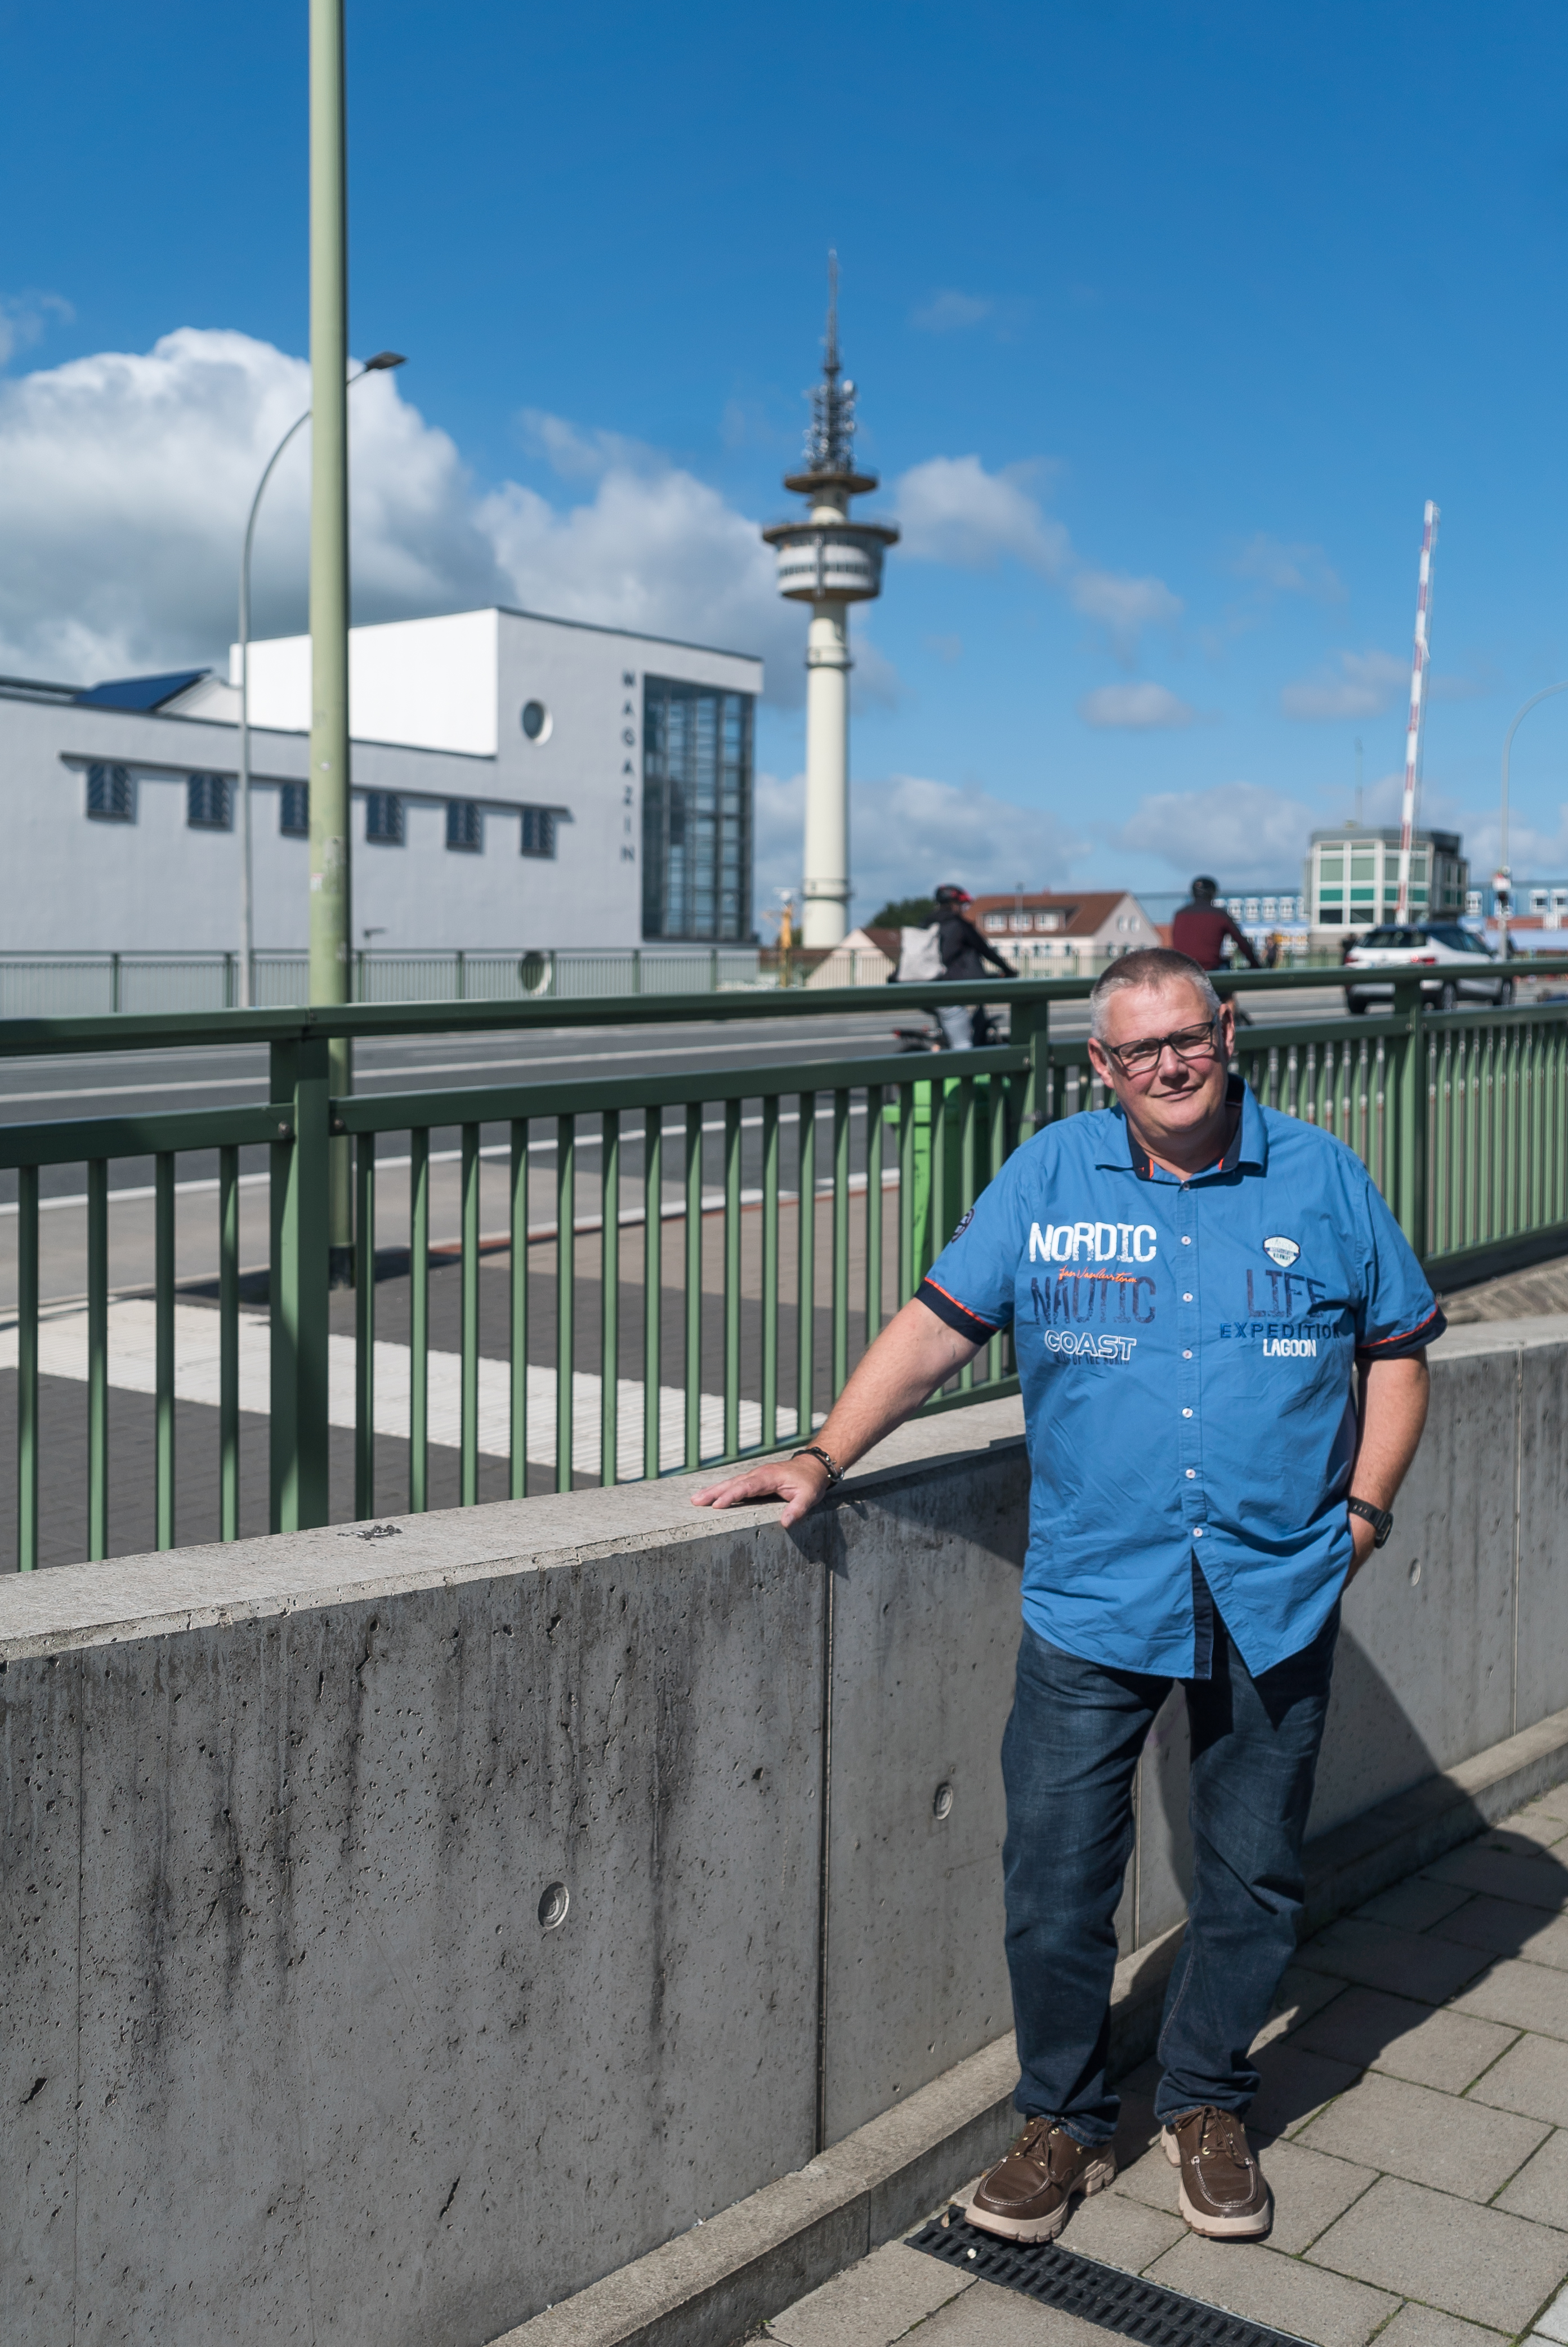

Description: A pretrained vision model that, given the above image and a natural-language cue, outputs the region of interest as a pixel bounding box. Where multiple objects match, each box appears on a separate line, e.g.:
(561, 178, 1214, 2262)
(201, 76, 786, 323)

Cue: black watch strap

(1347, 1496, 1394, 1548)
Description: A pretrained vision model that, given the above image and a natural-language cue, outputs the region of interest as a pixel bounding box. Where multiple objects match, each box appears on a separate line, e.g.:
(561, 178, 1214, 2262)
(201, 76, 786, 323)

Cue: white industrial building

(0, 607, 762, 953)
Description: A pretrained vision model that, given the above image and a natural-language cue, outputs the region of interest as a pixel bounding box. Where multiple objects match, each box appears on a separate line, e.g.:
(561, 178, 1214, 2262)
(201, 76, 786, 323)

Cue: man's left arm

(1346, 1352, 1430, 1580)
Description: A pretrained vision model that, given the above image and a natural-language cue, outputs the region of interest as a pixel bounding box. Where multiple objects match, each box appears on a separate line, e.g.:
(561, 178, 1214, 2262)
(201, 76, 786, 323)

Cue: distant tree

(866, 895, 937, 929)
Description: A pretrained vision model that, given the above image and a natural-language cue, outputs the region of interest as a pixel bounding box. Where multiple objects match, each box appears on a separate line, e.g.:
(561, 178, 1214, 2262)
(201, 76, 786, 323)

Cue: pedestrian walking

(693, 946, 1440, 2246)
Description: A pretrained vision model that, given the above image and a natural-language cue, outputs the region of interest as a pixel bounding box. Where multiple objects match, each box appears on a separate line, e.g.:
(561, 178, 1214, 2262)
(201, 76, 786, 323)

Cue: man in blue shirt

(695, 948, 1439, 2246)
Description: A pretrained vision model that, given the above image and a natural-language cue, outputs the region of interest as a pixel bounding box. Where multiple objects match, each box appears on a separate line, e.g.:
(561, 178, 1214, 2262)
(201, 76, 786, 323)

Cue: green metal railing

(2, 961, 1566, 1570)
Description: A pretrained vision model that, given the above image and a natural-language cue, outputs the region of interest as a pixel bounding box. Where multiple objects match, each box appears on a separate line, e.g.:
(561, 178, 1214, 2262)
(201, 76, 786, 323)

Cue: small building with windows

(968, 889, 1161, 969)
(0, 606, 762, 951)
(1305, 824, 1467, 945)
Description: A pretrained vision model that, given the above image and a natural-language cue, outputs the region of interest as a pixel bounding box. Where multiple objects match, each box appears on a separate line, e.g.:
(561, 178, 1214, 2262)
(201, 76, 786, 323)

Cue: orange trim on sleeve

(920, 1275, 1000, 1333)
(1356, 1303, 1443, 1353)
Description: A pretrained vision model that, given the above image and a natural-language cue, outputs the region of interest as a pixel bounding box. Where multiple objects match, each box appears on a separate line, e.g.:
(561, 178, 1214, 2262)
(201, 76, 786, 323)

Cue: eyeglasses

(1100, 1016, 1223, 1078)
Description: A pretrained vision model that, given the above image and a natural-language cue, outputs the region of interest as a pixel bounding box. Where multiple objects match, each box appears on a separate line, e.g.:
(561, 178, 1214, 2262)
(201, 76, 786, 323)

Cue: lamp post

(235, 351, 403, 1008)
(1498, 682, 1568, 961)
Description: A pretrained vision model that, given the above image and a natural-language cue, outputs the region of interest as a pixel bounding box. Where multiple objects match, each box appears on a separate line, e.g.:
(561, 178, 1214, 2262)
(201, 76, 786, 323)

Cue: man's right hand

(691, 1454, 833, 1527)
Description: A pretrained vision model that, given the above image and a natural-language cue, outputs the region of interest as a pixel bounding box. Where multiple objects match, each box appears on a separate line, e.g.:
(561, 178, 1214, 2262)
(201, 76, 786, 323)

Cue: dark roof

(74, 669, 209, 712)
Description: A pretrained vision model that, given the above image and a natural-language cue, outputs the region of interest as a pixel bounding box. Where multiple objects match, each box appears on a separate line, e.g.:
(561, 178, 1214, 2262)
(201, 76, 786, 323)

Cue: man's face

(1087, 980, 1235, 1152)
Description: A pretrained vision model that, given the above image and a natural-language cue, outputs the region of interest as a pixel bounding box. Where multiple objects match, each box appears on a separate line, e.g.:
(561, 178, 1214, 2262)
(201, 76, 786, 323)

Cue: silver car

(1343, 923, 1513, 1013)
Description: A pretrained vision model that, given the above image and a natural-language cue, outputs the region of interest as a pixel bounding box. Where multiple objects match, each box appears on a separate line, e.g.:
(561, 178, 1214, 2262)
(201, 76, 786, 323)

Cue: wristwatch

(1347, 1496, 1394, 1549)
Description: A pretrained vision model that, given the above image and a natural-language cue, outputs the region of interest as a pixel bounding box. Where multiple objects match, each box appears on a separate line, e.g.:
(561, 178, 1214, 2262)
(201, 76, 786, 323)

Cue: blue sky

(5, 1, 1568, 915)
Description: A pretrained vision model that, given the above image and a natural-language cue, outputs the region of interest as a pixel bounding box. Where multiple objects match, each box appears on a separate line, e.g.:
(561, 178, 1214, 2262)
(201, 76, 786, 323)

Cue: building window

(364, 792, 405, 845)
(520, 806, 557, 859)
(280, 783, 309, 838)
(86, 763, 134, 822)
(641, 676, 754, 940)
(186, 772, 233, 830)
(520, 699, 552, 743)
(446, 799, 483, 852)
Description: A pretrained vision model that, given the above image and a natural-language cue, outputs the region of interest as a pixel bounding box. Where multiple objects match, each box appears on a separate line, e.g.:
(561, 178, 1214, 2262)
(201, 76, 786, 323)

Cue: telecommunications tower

(763, 260, 898, 947)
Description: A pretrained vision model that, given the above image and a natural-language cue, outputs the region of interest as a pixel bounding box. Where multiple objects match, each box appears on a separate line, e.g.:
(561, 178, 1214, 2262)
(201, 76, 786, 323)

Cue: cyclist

(933, 883, 1016, 1048)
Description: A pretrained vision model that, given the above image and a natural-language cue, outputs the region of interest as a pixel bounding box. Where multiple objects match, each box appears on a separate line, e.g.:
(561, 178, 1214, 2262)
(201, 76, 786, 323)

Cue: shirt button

(1194, 1527, 1204, 1538)
(1183, 1350, 1192, 1360)
(1182, 1293, 1194, 1302)
(1186, 1469, 1196, 1479)
(1182, 1408, 1193, 1418)
(1181, 1236, 1191, 1245)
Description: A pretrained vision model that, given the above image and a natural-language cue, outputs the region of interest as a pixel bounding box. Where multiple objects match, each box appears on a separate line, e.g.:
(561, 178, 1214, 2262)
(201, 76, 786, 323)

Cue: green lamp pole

(309, 0, 354, 1280)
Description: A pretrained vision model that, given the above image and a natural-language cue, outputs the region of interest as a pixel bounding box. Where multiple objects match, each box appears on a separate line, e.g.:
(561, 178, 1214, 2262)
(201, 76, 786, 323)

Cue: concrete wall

(2, 1322, 1564, 2347)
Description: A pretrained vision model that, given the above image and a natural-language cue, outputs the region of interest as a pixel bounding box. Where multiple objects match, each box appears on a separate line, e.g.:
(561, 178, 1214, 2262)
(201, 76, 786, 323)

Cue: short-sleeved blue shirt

(919, 1079, 1443, 1678)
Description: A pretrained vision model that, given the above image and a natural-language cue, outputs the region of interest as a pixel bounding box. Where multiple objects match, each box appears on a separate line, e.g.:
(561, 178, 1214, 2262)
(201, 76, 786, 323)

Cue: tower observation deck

(762, 262, 897, 948)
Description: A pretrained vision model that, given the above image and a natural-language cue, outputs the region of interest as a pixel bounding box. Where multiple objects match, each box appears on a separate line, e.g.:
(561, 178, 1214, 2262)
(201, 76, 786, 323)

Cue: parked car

(1342, 923, 1513, 1012)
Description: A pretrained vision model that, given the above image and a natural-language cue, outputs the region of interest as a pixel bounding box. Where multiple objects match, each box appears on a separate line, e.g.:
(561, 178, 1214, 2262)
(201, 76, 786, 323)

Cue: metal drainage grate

(906, 2210, 1312, 2347)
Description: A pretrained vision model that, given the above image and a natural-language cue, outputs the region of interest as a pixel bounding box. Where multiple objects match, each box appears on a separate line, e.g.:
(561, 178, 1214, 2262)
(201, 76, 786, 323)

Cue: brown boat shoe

(1162, 2105, 1272, 2238)
(964, 2116, 1117, 2245)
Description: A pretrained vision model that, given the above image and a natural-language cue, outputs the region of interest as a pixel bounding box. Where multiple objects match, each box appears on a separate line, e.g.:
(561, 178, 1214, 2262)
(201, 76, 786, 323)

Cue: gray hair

(1088, 948, 1222, 1041)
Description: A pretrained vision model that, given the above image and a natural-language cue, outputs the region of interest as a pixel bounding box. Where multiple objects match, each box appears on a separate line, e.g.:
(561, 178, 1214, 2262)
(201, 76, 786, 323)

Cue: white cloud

(0, 329, 814, 698)
(894, 454, 1070, 575)
(1078, 681, 1200, 730)
(755, 767, 1089, 919)
(0, 290, 73, 370)
(1280, 648, 1408, 721)
(1230, 534, 1344, 601)
(1118, 780, 1316, 887)
(910, 290, 994, 333)
(892, 453, 1181, 659)
(1069, 569, 1183, 658)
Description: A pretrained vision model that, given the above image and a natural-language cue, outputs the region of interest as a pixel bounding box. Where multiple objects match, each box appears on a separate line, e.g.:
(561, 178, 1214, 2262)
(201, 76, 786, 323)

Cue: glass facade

(641, 677, 753, 941)
(1307, 829, 1466, 928)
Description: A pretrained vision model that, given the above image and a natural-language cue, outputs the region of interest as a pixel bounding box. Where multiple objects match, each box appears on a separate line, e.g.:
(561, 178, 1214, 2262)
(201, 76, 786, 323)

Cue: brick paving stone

(1053, 2183, 1184, 2270)
(1306, 2174, 1568, 2330)
(1453, 1959, 1568, 2042)
(1494, 2128, 1568, 2230)
(901, 2276, 1107, 2344)
(1253, 1964, 1351, 2051)
(1248, 2040, 1363, 2140)
(1433, 1897, 1568, 1973)
(1424, 1845, 1568, 1915)
(1529, 1787, 1568, 1827)
(1469, 2034, 1568, 2125)
(1498, 1806, 1568, 1852)
(1370, 2308, 1507, 2346)
(1534, 2277, 1568, 2339)
(1292, 1983, 1517, 2093)
(1145, 2232, 1399, 2347)
(1242, 2137, 1378, 2255)
(766, 2239, 973, 2347)
(1297, 2069, 1549, 2200)
(1356, 1877, 1475, 1933)
(1294, 1917, 1491, 2005)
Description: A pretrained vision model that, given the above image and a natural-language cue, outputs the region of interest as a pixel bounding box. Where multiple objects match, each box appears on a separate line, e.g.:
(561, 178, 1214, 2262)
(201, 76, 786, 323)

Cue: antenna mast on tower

(1394, 501, 1440, 921)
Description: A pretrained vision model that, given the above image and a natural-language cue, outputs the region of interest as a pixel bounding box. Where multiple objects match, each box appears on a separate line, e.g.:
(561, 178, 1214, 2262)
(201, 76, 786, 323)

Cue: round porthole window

(520, 699, 551, 743)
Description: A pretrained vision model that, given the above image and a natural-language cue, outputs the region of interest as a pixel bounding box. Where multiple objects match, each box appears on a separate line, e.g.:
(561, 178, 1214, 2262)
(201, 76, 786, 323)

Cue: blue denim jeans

(1000, 1581, 1338, 2144)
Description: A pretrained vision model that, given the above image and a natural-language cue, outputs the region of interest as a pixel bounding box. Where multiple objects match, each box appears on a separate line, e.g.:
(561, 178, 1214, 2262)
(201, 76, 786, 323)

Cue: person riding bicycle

(934, 883, 1016, 1049)
(1171, 877, 1260, 973)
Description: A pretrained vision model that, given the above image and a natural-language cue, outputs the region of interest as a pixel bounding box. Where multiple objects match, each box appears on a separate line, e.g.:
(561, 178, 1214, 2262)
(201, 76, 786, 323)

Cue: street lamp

(235, 349, 404, 1007)
(1498, 681, 1568, 962)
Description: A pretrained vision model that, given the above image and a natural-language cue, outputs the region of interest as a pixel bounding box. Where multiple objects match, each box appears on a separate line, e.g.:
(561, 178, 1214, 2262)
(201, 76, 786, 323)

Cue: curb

(492, 1704, 1568, 2347)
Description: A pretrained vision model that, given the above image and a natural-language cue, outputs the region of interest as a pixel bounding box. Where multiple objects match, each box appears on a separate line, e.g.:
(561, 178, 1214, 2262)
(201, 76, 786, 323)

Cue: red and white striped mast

(1394, 500, 1440, 920)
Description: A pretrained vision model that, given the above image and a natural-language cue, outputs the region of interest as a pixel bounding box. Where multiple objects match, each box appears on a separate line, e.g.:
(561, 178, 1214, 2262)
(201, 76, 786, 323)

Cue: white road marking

(0, 1298, 808, 1477)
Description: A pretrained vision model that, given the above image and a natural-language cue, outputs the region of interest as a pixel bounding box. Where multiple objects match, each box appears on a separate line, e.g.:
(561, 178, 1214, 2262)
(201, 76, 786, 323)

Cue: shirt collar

(1098, 1074, 1268, 1181)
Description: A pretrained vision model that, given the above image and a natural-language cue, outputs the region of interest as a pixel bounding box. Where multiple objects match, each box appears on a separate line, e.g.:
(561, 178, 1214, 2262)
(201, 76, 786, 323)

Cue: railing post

(710, 946, 718, 993)
(1011, 993, 1052, 1135)
(457, 947, 467, 1002)
(110, 951, 121, 1014)
(269, 1030, 330, 1530)
(1392, 976, 1428, 1254)
(223, 951, 236, 1010)
(633, 949, 641, 995)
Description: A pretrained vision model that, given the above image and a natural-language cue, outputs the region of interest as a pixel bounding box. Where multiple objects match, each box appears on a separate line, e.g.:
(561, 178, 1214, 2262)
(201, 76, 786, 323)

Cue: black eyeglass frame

(1097, 1012, 1227, 1079)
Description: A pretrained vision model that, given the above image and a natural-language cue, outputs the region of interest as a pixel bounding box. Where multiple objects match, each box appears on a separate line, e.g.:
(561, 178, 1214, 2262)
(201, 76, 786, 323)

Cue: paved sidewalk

(765, 1785, 1568, 2347)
